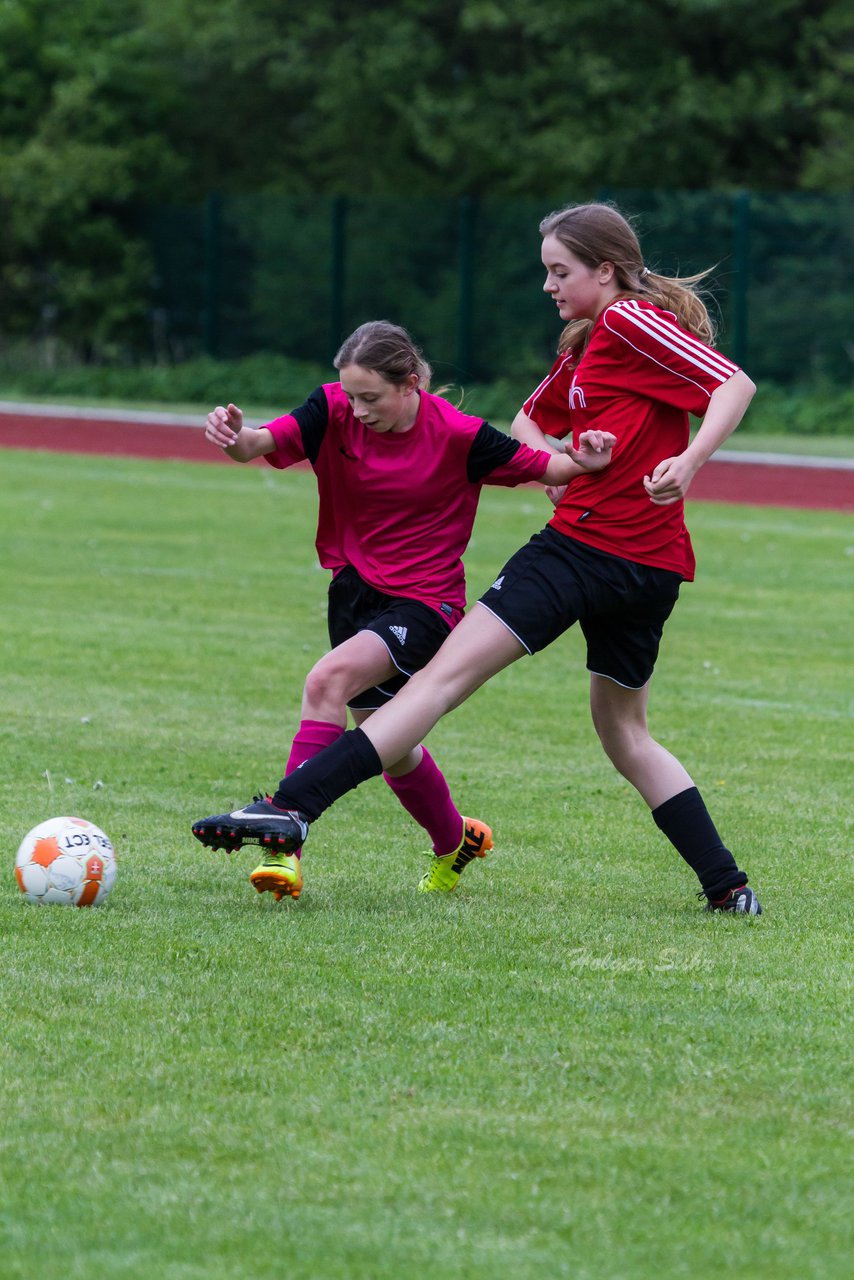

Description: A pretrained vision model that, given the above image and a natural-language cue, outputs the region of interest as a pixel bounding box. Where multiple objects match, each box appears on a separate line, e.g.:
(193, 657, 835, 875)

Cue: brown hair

(539, 202, 717, 354)
(334, 321, 432, 389)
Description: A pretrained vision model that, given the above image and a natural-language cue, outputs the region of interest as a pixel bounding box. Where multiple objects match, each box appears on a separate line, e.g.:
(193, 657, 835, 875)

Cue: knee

(593, 713, 648, 771)
(303, 655, 350, 709)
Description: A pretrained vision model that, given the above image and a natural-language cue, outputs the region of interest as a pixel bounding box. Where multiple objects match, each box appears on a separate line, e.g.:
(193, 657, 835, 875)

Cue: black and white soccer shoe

(703, 884, 763, 916)
(191, 794, 310, 854)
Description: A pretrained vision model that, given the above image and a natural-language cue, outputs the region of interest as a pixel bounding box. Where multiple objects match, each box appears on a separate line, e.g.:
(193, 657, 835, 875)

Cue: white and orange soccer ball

(14, 816, 117, 907)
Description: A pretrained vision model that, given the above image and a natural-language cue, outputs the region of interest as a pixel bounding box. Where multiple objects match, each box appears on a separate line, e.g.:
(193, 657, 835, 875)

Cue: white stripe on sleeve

(609, 301, 737, 384)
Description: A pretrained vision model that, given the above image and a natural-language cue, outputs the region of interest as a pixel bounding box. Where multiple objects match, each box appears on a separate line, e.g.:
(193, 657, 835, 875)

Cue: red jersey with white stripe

(523, 299, 740, 580)
(264, 383, 551, 620)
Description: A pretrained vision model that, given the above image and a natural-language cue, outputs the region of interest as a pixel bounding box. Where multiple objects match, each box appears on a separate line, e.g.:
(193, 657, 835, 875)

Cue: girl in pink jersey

(195, 209, 764, 915)
(199, 320, 615, 900)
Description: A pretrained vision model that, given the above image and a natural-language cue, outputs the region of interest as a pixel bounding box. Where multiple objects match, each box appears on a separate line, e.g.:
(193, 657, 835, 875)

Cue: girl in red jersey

(199, 320, 614, 900)
(194, 207, 763, 915)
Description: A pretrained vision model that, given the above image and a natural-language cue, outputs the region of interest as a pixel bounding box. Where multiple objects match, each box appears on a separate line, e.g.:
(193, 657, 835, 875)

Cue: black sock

(271, 727, 383, 822)
(651, 786, 748, 899)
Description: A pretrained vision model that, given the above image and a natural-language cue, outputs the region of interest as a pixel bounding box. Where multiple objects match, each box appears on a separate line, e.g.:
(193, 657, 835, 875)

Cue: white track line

(0, 399, 266, 430)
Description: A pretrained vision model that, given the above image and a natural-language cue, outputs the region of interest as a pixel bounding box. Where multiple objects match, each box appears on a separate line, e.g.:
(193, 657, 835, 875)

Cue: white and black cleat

(705, 884, 762, 915)
(191, 795, 309, 853)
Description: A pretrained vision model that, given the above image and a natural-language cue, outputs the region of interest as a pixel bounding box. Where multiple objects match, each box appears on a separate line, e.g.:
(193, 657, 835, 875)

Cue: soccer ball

(14, 816, 117, 907)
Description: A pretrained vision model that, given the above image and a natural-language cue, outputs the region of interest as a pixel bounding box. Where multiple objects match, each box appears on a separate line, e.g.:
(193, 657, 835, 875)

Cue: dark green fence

(139, 188, 853, 386)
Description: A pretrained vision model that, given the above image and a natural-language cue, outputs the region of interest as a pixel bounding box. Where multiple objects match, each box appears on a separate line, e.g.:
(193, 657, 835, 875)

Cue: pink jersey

(264, 383, 551, 619)
(523, 299, 740, 580)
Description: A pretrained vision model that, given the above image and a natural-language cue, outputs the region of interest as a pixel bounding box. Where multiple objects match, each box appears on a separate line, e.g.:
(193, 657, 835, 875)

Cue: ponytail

(540, 203, 717, 354)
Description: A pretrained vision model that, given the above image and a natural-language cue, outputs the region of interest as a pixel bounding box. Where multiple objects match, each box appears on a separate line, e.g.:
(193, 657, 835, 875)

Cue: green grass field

(1, 449, 851, 1280)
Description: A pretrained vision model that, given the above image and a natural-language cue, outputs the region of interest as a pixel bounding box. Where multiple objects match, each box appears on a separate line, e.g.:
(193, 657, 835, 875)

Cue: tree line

(0, 0, 851, 358)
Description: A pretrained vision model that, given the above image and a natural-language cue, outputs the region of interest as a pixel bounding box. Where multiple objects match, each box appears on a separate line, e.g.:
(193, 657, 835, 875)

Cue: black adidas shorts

(327, 566, 454, 710)
(477, 526, 682, 689)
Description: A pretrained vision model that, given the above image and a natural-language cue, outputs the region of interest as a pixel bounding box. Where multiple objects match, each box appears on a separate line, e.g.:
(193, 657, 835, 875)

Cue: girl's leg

(360, 605, 528, 766)
(287, 628, 416, 777)
(270, 632, 396, 875)
(588, 675, 692, 809)
(299, 631, 400, 728)
(589, 674, 750, 900)
(272, 605, 527, 819)
(248, 633, 403, 897)
(296, 630, 492, 862)
(349, 708, 459, 856)
(285, 719, 344, 777)
(193, 610, 526, 891)
(353, 703, 489, 876)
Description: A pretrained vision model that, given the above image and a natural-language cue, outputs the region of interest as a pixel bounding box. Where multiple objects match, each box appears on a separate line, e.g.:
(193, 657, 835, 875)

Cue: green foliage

(1, 0, 851, 366)
(2, 0, 850, 203)
(743, 382, 854, 437)
(0, 344, 329, 406)
(1, 449, 852, 1278)
(0, 0, 188, 348)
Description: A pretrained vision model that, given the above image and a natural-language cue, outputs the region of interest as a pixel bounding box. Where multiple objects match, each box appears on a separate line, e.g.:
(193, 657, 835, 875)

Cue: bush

(0, 347, 328, 408)
(739, 382, 854, 437)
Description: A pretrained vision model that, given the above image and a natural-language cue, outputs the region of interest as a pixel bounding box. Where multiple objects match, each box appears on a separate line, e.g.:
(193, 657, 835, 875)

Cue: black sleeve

(289, 386, 330, 465)
(466, 422, 523, 484)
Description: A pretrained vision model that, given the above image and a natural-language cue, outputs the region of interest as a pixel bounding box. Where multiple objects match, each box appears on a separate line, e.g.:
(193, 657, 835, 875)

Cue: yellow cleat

(418, 817, 493, 893)
(249, 852, 303, 901)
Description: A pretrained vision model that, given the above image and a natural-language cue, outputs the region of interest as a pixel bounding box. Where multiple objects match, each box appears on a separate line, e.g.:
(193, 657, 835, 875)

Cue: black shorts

(327, 566, 453, 710)
(477, 526, 682, 689)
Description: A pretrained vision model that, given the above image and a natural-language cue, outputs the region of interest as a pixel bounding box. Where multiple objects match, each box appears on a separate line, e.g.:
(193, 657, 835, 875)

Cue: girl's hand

(540, 431, 617, 488)
(205, 403, 243, 449)
(546, 485, 567, 507)
(566, 430, 617, 472)
(643, 454, 698, 505)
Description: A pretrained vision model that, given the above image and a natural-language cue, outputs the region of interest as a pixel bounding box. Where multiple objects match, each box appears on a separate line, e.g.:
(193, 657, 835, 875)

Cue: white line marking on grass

(688, 693, 852, 719)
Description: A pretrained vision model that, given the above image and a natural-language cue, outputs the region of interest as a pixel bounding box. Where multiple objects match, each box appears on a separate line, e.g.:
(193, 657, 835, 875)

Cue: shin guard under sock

(383, 748, 463, 856)
(652, 786, 748, 899)
(271, 727, 383, 822)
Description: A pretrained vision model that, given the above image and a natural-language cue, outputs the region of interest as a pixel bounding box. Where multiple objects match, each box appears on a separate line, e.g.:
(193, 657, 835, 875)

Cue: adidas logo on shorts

(389, 624, 408, 644)
(491, 575, 504, 590)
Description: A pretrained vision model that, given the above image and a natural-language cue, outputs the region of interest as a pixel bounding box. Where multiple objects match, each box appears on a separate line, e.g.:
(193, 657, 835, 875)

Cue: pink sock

(383, 748, 463, 856)
(283, 720, 344, 856)
(285, 719, 345, 775)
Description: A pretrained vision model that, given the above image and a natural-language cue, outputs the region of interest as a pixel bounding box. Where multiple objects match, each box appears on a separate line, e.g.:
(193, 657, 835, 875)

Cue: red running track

(1, 409, 853, 512)
(0, 412, 257, 465)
